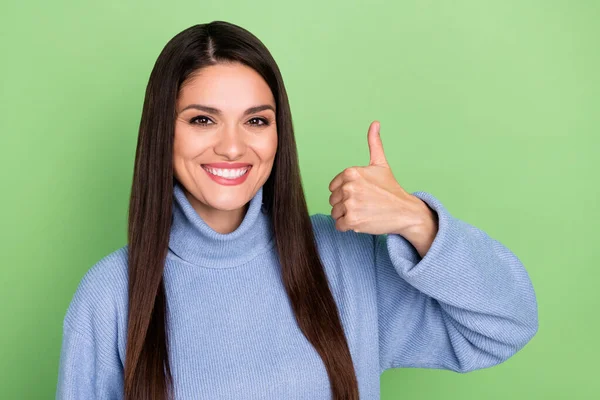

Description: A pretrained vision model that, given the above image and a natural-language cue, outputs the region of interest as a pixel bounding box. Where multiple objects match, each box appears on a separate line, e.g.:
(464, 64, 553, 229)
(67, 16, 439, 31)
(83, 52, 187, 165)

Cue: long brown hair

(125, 21, 359, 399)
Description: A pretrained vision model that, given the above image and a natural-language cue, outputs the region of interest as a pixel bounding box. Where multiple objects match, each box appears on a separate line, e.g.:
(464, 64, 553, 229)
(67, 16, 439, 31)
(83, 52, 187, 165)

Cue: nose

(213, 124, 246, 160)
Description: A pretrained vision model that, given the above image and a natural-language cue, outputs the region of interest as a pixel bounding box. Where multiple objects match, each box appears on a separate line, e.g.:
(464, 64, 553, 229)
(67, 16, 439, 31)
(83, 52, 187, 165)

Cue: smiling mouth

(201, 165, 252, 179)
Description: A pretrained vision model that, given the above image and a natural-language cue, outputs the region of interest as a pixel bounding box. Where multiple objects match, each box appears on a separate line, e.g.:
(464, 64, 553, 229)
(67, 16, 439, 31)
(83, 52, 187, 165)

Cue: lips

(201, 163, 251, 185)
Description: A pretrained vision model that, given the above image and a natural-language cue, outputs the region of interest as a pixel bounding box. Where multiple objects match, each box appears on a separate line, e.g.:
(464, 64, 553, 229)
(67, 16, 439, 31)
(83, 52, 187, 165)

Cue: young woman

(56, 21, 538, 400)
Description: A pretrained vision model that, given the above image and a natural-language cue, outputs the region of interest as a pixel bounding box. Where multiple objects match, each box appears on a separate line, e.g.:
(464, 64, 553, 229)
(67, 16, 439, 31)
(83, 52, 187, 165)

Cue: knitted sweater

(55, 181, 538, 399)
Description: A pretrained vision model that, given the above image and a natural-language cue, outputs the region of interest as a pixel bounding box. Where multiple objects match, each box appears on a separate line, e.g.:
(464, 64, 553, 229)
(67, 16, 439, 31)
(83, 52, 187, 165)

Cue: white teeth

(203, 166, 250, 179)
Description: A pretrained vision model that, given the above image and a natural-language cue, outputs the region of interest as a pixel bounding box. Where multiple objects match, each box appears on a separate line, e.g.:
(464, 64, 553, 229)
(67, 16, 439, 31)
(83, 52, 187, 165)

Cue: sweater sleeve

(376, 191, 538, 373)
(55, 251, 127, 400)
(56, 323, 124, 400)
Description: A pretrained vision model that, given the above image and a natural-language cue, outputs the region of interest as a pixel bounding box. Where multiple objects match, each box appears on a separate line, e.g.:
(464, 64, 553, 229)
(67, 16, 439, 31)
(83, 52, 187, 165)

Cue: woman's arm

(376, 190, 538, 373)
(56, 323, 124, 400)
(56, 251, 127, 400)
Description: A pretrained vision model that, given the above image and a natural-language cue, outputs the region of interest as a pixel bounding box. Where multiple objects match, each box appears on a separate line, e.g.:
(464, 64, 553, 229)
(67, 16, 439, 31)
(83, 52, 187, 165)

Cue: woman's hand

(328, 121, 439, 257)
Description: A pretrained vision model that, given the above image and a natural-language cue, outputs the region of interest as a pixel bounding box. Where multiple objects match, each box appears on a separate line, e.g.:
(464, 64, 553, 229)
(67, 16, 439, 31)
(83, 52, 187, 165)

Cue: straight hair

(125, 21, 359, 399)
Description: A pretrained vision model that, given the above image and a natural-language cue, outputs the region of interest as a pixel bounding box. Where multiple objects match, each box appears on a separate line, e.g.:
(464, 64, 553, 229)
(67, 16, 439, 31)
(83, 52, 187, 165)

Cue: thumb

(367, 120, 388, 166)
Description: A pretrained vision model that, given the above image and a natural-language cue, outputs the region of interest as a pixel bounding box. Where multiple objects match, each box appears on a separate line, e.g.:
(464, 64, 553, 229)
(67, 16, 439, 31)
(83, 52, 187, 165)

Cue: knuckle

(343, 167, 359, 179)
(345, 212, 358, 226)
(342, 182, 357, 197)
(341, 184, 352, 197)
(344, 197, 356, 211)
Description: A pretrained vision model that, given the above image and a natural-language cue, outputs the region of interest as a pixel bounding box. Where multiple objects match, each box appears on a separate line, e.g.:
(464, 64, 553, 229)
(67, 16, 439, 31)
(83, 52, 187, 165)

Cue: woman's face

(173, 62, 277, 217)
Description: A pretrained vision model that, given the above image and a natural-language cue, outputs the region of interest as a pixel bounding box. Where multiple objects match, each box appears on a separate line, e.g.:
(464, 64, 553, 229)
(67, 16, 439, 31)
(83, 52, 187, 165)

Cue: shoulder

(309, 213, 341, 250)
(63, 245, 129, 338)
(309, 213, 376, 264)
(310, 212, 376, 244)
(308, 214, 381, 325)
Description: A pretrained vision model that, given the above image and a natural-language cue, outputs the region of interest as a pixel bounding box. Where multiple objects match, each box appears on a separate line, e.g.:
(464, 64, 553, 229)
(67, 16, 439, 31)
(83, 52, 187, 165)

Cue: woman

(56, 21, 538, 400)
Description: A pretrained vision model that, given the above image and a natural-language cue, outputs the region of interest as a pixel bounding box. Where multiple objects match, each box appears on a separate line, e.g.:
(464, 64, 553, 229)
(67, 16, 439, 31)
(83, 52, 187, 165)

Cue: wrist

(396, 198, 439, 258)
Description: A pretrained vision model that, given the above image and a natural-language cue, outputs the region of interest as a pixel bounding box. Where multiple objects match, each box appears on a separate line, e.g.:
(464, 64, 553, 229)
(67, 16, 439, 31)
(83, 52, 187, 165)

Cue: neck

(168, 180, 275, 269)
(182, 189, 250, 234)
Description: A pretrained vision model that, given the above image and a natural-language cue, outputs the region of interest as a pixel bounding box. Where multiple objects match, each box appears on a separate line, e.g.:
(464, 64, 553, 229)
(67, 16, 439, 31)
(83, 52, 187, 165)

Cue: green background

(1, 0, 598, 398)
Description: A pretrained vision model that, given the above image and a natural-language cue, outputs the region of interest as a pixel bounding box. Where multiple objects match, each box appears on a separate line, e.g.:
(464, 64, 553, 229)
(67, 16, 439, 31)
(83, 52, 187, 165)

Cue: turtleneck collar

(167, 180, 275, 269)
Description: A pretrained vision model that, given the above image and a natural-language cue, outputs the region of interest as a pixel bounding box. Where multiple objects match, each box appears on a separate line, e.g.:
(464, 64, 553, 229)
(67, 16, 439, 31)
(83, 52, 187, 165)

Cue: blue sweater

(56, 181, 538, 399)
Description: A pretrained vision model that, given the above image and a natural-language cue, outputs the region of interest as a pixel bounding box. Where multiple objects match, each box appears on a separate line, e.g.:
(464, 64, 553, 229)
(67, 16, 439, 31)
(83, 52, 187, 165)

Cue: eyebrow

(178, 104, 276, 115)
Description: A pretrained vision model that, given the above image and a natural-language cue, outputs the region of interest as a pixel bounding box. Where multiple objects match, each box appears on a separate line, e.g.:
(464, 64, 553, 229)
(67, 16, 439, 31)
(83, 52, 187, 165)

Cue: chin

(203, 192, 250, 212)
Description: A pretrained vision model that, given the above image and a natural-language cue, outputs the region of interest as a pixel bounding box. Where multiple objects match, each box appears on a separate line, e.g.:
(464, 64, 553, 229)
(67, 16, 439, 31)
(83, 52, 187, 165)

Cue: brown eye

(248, 117, 269, 126)
(190, 116, 213, 126)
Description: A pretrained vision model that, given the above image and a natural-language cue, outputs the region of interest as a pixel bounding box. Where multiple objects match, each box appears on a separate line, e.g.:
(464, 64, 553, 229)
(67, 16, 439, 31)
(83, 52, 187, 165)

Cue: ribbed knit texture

(56, 181, 538, 399)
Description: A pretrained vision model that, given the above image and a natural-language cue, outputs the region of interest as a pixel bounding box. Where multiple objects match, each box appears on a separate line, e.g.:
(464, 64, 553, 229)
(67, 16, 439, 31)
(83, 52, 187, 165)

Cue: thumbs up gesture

(328, 121, 438, 254)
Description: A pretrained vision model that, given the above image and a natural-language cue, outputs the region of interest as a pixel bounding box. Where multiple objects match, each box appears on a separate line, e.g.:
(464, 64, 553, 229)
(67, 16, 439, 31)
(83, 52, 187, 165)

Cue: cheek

(253, 131, 278, 161)
(173, 126, 208, 160)
(173, 125, 188, 158)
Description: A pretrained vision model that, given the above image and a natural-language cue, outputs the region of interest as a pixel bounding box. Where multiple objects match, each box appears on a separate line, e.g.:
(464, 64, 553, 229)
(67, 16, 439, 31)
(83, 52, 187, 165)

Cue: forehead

(177, 63, 274, 109)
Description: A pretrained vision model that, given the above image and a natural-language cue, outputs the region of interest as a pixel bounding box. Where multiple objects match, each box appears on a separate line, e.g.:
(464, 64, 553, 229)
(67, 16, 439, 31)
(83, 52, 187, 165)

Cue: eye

(188, 116, 271, 127)
(248, 117, 270, 126)
(189, 116, 213, 126)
